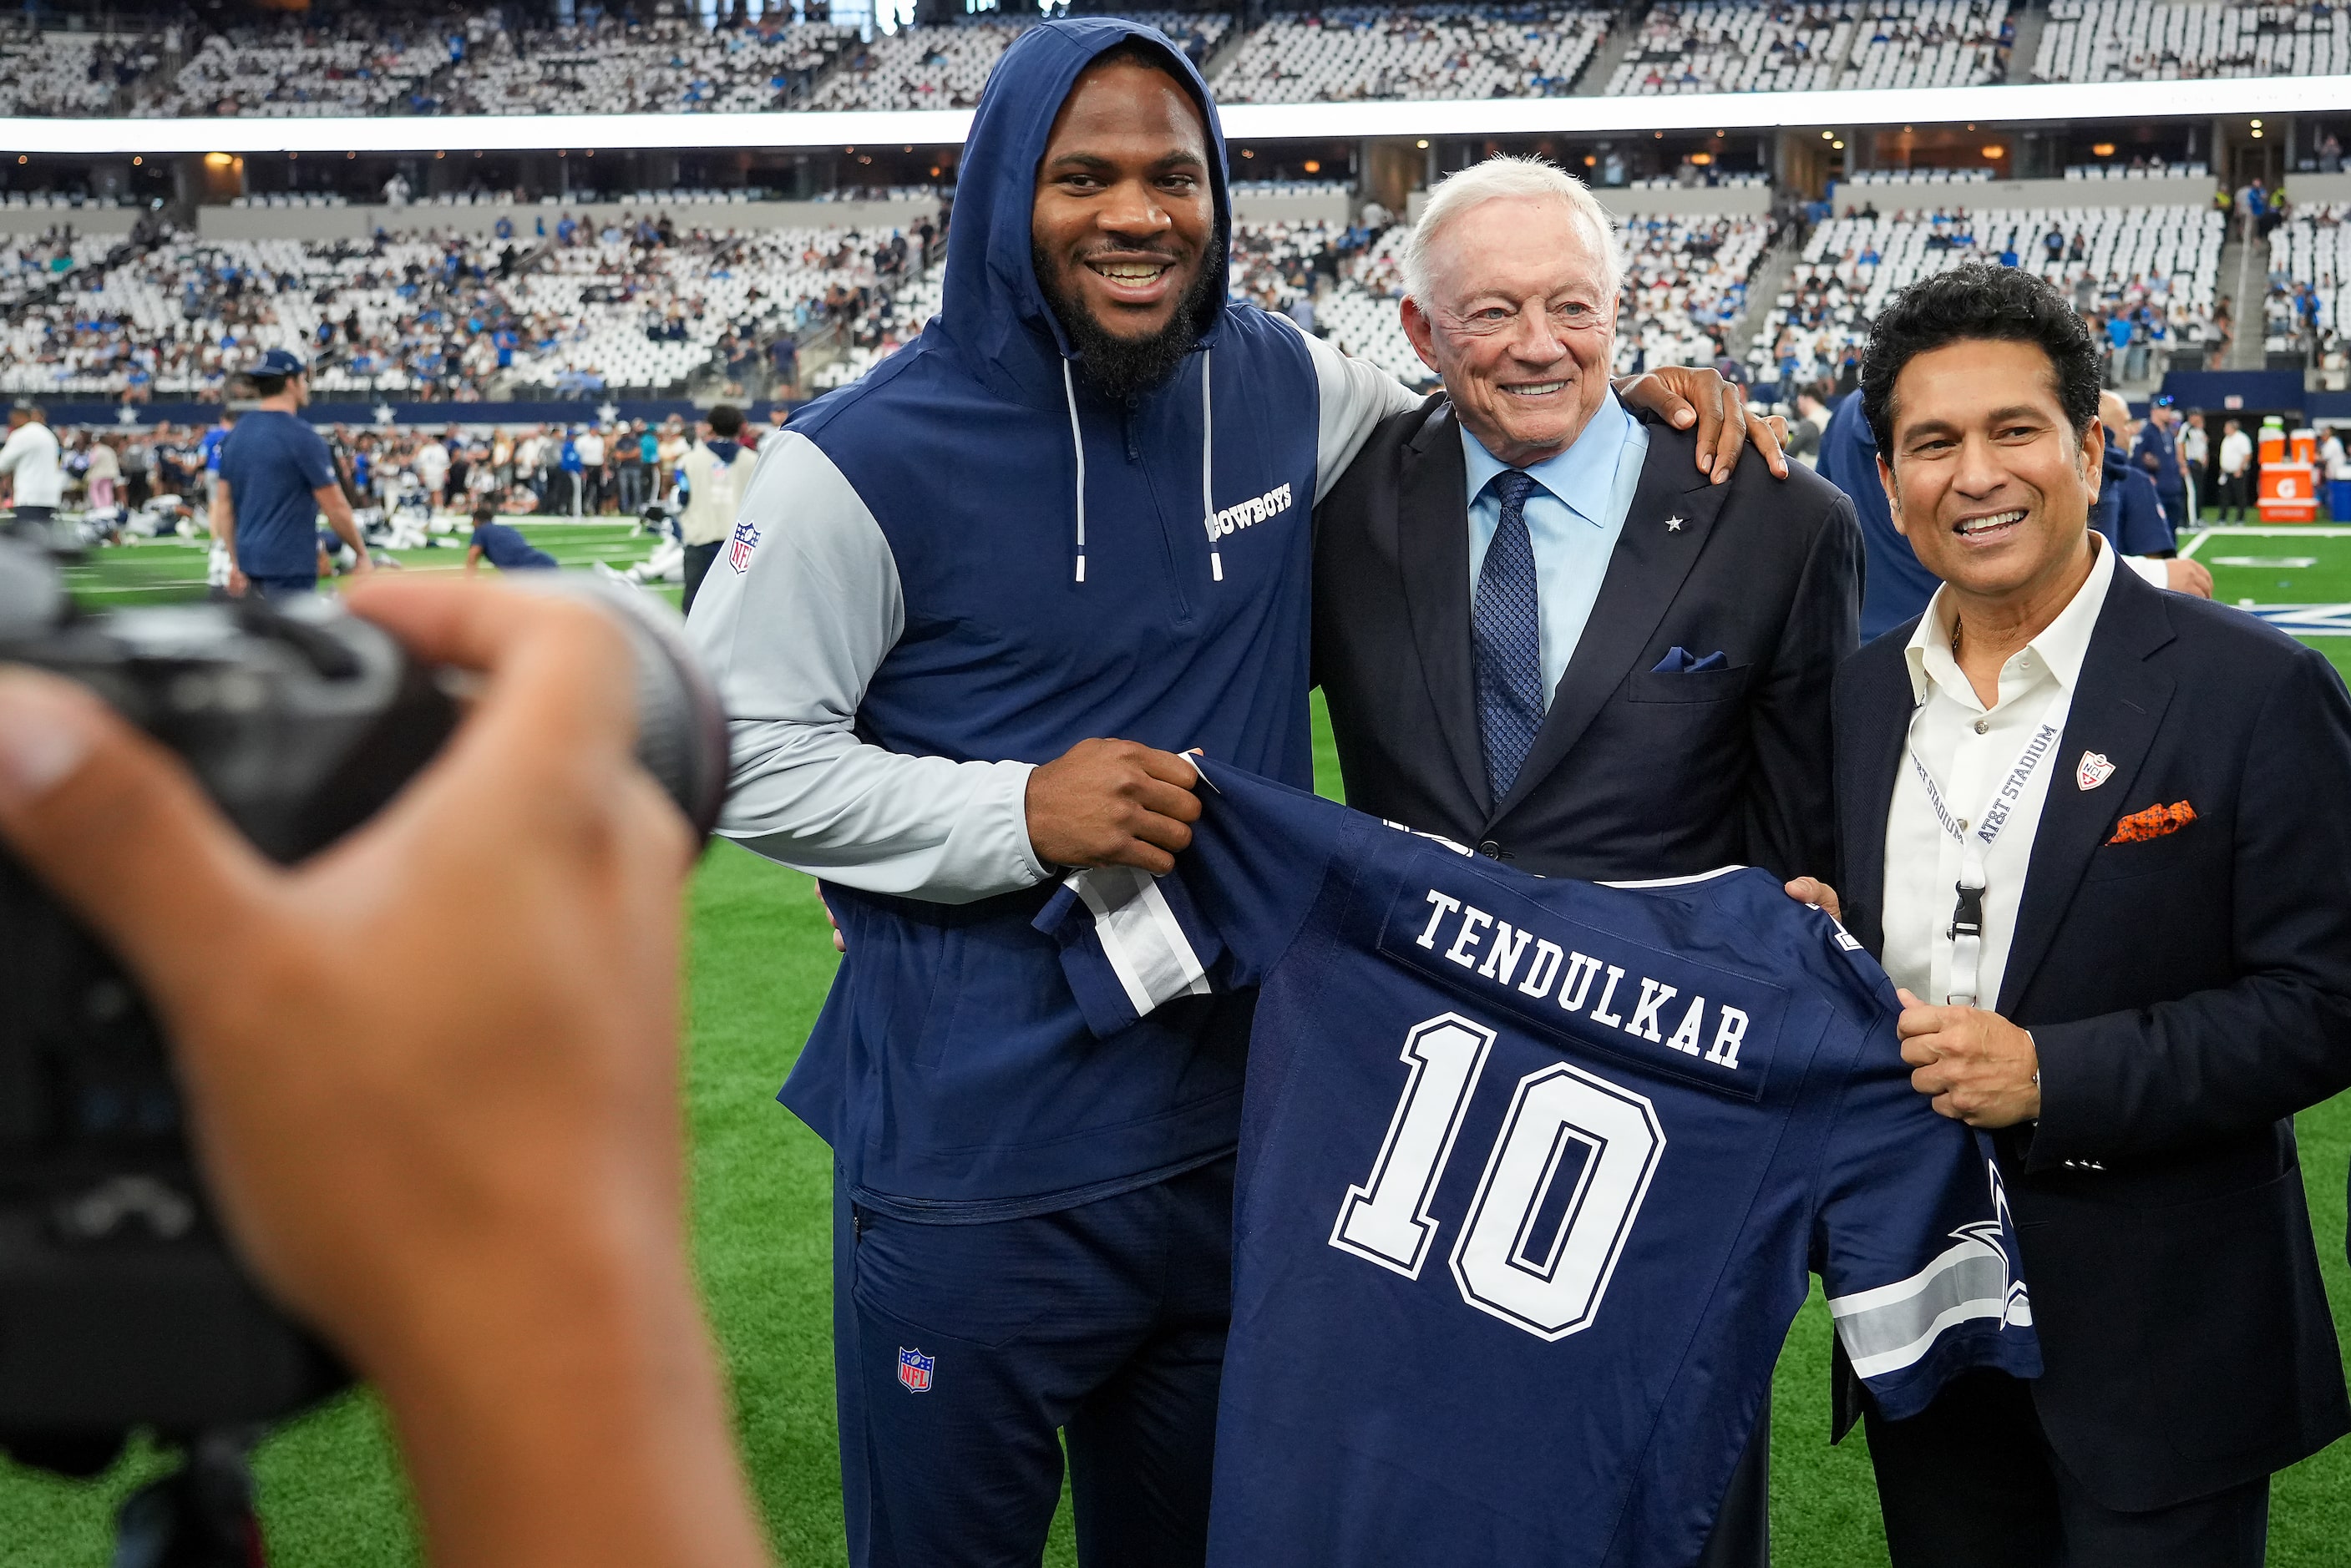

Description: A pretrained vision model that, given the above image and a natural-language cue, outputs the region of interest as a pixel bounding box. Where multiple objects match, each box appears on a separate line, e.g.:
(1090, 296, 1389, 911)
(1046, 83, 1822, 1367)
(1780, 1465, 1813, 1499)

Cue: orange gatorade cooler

(2260, 426, 2288, 465)
(2294, 427, 2319, 464)
(2260, 462, 2319, 523)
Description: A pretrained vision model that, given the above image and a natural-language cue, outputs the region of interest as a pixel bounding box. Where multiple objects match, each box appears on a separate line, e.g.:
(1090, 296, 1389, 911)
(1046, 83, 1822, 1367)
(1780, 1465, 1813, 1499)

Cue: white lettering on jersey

(1207, 480, 1294, 542)
(1444, 908, 1493, 969)
(1415, 888, 1750, 1075)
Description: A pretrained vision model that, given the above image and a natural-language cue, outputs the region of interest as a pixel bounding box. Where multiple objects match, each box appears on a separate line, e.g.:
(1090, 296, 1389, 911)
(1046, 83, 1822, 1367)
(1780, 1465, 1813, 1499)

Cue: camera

(0, 541, 727, 1474)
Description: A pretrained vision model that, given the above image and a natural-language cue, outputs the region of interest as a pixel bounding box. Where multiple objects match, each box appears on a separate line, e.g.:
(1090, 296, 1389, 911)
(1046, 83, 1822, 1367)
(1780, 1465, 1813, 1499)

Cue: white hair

(1400, 155, 1624, 307)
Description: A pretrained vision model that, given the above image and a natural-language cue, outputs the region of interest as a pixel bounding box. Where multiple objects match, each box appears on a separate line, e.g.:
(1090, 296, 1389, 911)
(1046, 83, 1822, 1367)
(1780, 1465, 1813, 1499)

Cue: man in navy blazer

(1311, 154, 1856, 1568)
(1795, 263, 2351, 1565)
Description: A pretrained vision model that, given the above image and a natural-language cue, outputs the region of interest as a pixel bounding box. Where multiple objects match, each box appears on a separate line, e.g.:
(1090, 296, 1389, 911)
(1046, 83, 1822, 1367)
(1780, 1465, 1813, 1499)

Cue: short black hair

(1859, 263, 2102, 458)
(706, 403, 742, 438)
(251, 372, 289, 399)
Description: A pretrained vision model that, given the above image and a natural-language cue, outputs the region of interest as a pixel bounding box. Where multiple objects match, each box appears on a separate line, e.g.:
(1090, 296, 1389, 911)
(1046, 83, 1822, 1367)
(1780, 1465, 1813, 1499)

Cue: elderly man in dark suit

(1790, 261, 2351, 1567)
(1312, 154, 1859, 1568)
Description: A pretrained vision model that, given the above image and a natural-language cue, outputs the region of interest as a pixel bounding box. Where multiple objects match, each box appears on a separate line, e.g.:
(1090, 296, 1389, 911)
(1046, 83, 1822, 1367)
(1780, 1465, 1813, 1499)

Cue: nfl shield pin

(897, 1347, 935, 1393)
(2076, 751, 2115, 791)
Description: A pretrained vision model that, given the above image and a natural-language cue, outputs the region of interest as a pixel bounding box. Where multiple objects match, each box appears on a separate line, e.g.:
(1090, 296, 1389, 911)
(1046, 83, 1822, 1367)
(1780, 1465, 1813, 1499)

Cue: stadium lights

(7, 76, 2351, 154)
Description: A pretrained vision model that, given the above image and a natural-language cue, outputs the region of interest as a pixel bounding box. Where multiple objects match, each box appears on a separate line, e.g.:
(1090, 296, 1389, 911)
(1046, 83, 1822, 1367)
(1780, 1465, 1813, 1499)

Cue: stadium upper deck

(3, 0, 2345, 124)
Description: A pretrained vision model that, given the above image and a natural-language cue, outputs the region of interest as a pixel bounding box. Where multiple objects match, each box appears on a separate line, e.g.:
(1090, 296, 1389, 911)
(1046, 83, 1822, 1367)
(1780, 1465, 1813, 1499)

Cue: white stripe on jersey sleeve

(1827, 1233, 2024, 1379)
(1070, 865, 1214, 1020)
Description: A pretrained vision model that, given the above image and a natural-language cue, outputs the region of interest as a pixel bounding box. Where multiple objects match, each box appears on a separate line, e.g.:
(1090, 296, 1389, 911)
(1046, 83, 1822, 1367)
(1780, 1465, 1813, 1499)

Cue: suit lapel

(1492, 417, 1726, 821)
(1396, 404, 1490, 812)
(1995, 569, 2178, 1014)
(1838, 636, 1918, 957)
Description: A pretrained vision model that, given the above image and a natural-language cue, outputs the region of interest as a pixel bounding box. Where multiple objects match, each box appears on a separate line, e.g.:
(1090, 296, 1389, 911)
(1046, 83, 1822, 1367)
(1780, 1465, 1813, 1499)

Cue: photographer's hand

(0, 579, 768, 1568)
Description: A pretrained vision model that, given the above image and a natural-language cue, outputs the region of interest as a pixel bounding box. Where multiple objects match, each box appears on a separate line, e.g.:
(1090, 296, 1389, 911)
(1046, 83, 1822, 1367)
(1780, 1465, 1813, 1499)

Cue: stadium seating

(807, 12, 1225, 112)
(0, 220, 925, 401)
(2265, 207, 2349, 338)
(0, 23, 154, 115)
(1211, 5, 1607, 104)
(1619, 215, 1774, 370)
(802, 19, 1023, 112)
(144, 23, 459, 118)
(1842, 166, 1997, 188)
(1838, 0, 2011, 89)
(2033, 0, 2351, 82)
(1751, 205, 2224, 385)
(438, 16, 856, 115)
(1607, 2, 1857, 95)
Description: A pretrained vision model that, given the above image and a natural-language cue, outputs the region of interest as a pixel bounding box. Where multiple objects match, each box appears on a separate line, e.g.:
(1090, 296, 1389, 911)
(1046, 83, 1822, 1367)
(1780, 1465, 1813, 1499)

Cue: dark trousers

(1864, 1371, 2268, 1568)
(241, 573, 319, 598)
(833, 1157, 1234, 1568)
(681, 539, 720, 616)
(1702, 1407, 1771, 1568)
(2221, 472, 2252, 520)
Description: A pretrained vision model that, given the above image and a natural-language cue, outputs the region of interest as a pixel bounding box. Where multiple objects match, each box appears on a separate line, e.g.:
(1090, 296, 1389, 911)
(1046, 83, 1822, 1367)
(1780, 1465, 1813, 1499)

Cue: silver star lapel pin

(1664, 515, 1685, 532)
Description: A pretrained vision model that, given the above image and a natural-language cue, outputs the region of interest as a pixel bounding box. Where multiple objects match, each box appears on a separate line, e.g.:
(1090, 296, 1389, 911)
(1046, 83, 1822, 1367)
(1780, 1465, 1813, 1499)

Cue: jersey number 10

(1330, 1012, 1666, 1342)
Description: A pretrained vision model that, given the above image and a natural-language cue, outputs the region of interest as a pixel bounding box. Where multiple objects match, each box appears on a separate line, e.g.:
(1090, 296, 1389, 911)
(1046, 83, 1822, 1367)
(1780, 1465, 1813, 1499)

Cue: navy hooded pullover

(686, 20, 1413, 1217)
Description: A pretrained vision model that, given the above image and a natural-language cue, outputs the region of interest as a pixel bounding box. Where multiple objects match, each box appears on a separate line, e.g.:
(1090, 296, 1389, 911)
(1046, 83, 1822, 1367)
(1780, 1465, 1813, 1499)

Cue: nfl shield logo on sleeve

(896, 1348, 935, 1393)
(727, 514, 762, 574)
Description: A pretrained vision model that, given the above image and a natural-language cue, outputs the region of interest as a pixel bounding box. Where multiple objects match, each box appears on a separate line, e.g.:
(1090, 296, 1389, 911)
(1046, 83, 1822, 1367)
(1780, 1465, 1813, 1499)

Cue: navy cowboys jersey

(1035, 762, 2039, 1567)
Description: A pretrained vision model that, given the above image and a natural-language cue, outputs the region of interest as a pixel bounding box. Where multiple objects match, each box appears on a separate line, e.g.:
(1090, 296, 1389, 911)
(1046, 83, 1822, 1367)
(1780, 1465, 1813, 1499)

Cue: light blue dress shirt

(1462, 391, 1650, 707)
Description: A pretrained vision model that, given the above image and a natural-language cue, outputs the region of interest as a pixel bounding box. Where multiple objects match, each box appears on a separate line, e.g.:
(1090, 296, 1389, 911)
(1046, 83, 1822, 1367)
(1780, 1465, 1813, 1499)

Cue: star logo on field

(115, 405, 140, 425)
(373, 402, 398, 426)
(1665, 515, 1685, 532)
(595, 401, 621, 424)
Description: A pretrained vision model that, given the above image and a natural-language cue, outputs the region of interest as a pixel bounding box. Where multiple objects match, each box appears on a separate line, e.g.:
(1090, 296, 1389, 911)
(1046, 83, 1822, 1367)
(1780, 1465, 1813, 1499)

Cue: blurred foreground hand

(0, 578, 768, 1568)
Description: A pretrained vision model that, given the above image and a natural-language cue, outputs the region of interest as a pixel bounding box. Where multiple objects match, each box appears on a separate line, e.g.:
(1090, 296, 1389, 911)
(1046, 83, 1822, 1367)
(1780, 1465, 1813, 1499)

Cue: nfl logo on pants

(897, 1347, 935, 1393)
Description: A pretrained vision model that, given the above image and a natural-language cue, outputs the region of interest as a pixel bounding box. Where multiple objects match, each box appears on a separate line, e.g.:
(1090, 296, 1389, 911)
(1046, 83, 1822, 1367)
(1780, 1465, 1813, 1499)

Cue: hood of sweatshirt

(938, 18, 1234, 406)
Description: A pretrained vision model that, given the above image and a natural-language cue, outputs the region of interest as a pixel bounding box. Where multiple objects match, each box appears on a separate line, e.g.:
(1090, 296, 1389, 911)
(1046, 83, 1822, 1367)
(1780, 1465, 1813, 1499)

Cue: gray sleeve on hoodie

(1278, 312, 1422, 503)
(684, 429, 1049, 903)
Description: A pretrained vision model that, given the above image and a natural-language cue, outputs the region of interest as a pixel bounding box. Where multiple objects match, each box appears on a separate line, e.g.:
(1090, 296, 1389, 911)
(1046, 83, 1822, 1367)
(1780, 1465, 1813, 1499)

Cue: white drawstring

(1201, 349, 1220, 582)
(1062, 357, 1087, 584)
(1063, 351, 1223, 588)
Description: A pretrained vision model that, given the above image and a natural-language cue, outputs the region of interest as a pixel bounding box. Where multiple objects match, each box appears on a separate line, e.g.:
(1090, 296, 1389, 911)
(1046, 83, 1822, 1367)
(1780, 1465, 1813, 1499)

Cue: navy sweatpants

(833, 1156, 1234, 1568)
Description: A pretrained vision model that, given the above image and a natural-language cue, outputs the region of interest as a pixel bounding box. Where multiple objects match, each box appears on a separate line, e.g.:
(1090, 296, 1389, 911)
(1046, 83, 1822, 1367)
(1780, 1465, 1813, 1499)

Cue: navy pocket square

(1652, 646, 1730, 674)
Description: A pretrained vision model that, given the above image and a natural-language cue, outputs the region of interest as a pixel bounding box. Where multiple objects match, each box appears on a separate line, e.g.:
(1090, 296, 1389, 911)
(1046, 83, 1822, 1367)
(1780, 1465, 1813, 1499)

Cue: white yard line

(2182, 525, 2351, 559)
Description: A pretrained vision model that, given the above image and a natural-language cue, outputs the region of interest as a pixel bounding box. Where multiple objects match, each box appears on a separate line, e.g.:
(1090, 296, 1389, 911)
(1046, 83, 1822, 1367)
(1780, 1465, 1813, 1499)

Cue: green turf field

(7, 524, 2351, 1565)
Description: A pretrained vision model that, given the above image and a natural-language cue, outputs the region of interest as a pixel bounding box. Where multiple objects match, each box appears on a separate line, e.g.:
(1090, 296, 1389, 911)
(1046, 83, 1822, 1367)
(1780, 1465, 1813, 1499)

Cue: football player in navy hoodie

(687, 21, 1778, 1566)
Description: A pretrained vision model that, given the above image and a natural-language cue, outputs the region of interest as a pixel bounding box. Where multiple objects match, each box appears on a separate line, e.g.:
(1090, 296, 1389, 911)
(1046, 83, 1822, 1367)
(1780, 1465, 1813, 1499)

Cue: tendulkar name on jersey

(1036, 762, 2041, 1568)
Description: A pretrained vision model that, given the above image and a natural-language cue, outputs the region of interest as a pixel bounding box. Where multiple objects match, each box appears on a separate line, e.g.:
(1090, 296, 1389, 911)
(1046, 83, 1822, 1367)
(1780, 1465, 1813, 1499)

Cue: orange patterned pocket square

(2107, 801, 2196, 846)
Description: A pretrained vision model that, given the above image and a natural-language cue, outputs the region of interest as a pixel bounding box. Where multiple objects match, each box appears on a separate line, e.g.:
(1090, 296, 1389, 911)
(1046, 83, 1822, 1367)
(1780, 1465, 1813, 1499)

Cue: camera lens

(505, 575, 730, 839)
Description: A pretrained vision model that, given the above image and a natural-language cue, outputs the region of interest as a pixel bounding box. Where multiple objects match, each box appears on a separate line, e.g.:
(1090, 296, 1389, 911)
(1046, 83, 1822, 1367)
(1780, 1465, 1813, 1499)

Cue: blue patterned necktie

(1473, 469, 1545, 804)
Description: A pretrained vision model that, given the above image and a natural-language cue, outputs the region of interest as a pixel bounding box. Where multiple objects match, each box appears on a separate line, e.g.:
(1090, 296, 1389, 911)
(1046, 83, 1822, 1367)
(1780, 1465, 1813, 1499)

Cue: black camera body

(0, 545, 725, 1468)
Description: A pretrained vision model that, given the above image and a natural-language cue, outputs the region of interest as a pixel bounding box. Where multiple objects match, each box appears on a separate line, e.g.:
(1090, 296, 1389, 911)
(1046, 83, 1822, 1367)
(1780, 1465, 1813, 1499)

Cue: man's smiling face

(1877, 336, 2105, 603)
(1030, 52, 1215, 385)
(1400, 195, 1618, 469)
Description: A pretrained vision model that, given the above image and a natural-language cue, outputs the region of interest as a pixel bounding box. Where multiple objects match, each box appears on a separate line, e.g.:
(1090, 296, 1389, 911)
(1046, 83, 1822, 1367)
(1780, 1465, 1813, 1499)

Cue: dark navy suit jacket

(1313, 396, 1859, 883)
(1830, 560, 2351, 1510)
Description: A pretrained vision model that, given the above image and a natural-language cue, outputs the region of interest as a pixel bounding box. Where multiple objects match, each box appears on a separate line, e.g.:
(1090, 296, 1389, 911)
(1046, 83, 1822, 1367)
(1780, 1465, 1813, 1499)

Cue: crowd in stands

(1752, 204, 2227, 390)
(0, 23, 156, 115)
(1838, 0, 2012, 89)
(1209, 5, 1604, 104)
(116, 8, 856, 119)
(2034, 0, 2351, 83)
(2262, 205, 2351, 372)
(808, 11, 1223, 111)
(0, 210, 937, 403)
(18, 0, 2351, 118)
(1607, 1, 1857, 94)
(1617, 215, 1773, 372)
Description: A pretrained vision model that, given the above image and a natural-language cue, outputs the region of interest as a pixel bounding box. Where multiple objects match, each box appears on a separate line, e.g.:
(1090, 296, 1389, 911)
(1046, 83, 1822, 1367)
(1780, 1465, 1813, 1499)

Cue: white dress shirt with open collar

(1882, 534, 2120, 1009)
